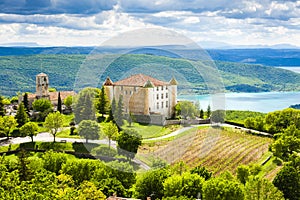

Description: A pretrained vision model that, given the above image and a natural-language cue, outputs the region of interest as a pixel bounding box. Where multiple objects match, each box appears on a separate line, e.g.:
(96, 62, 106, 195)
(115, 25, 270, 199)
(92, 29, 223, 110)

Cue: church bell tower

(36, 73, 49, 98)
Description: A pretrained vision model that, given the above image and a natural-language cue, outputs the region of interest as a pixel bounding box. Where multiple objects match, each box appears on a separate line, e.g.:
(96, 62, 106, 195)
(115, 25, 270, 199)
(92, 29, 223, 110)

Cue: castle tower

(36, 73, 49, 98)
(103, 77, 114, 102)
(169, 77, 178, 118)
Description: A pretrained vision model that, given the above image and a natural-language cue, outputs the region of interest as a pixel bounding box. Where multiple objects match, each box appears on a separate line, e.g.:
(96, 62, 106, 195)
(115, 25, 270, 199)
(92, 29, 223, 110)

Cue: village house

(103, 74, 177, 124)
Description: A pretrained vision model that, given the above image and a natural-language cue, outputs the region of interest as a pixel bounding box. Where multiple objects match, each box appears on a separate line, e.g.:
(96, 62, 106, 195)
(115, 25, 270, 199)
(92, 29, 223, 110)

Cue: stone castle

(103, 74, 177, 121)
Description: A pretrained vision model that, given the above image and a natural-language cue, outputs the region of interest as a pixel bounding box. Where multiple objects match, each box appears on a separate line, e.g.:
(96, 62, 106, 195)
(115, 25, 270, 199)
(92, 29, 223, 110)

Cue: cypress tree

(15, 103, 29, 127)
(97, 86, 108, 117)
(106, 97, 116, 122)
(57, 92, 62, 113)
(116, 95, 124, 127)
(207, 104, 211, 119)
(23, 93, 29, 111)
(0, 95, 4, 116)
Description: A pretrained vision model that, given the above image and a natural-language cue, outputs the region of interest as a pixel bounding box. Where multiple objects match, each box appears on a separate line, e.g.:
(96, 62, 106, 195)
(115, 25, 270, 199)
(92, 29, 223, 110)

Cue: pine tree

(107, 97, 116, 122)
(97, 86, 108, 117)
(200, 109, 204, 119)
(0, 95, 4, 116)
(57, 92, 62, 113)
(15, 103, 28, 127)
(23, 93, 29, 111)
(207, 104, 211, 119)
(115, 95, 124, 127)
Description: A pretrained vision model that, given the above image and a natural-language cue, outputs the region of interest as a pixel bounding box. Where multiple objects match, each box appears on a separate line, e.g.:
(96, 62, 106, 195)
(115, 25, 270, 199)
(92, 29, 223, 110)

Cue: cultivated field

(139, 127, 272, 175)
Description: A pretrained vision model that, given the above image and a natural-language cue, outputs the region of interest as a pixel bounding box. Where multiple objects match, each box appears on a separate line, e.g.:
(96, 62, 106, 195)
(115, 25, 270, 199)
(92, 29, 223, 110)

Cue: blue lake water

(178, 91, 300, 113)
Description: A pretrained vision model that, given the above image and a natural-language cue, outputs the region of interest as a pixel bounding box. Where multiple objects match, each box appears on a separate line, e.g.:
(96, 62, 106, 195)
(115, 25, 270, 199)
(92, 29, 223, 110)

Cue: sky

(0, 0, 299, 47)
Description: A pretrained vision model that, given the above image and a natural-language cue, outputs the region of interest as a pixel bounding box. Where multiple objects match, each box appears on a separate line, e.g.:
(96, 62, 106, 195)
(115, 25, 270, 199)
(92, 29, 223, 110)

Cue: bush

(70, 127, 77, 135)
(92, 146, 117, 157)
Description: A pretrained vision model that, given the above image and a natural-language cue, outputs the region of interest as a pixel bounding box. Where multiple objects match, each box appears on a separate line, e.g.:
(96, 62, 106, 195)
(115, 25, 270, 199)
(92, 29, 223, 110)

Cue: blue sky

(0, 0, 299, 47)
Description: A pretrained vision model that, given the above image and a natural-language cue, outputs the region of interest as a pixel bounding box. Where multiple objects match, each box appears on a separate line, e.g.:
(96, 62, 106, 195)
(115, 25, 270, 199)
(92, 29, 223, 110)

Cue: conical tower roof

(169, 77, 178, 85)
(103, 77, 113, 86)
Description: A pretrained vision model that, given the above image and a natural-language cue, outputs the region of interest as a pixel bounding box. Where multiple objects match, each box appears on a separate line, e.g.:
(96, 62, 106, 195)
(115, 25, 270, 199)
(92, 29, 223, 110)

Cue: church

(26, 73, 76, 108)
(103, 74, 177, 123)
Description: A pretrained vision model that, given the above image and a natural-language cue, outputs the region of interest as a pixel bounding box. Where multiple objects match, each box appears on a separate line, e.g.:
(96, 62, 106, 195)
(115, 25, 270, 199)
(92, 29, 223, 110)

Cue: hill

(0, 54, 300, 96)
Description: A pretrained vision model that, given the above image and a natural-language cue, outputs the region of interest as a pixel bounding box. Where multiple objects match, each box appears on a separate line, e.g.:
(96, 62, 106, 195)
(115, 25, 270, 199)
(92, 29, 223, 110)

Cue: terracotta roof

(113, 74, 168, 87)
(27, 91, 76, 102)
(104, 77, 114, 86)
(169, 77, 178, 85)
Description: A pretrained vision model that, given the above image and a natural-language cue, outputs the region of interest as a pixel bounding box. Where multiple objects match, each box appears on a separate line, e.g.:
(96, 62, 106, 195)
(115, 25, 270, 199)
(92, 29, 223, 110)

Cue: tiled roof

(104, 77, 114, 86)
(27, 91, 76, 101)
(113, 74, 168, 87)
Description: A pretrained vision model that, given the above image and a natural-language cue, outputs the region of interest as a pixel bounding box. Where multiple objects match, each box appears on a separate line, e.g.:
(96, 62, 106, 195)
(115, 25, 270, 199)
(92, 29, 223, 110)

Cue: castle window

(166, 101, 168, 107)
(134, 87, 137, 92)
(166, 86, 168, 90)
(157, 94, 159, 100)
(121, 86, 123, 91)
(166, 93, 168, 98)
(161, 102, 164, 108)
(125, 90, 128, 95)
(157, 87, 159, 91)
(130, 91, 133, 95)
(161, 86, 163, 90)
(157, 102, 159, 109)
(161, 93, 164, 99)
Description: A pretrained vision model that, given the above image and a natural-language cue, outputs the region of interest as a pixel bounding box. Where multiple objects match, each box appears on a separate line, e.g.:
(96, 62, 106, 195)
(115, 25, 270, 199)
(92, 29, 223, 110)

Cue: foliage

(135, 169, 169, 200)
(244, 176, 284, 200)
(206, 104, 211, 119)
(0, 95, 4, 116)
(163, 172, 205, 199)
(77, 181, 106, 199)
(117, 129, 142, 161)
(15, 103, 29, 127)
(77, 120, 100, 143)
(175, 101, 198, 119)
(273, 154, 300, 200)
(0, 115, 17, 138)
(64, 95, 73, 109)
(23, 93, 29, 111)
(225, 110, 266, 125)
(91, 145, 117, 157)
(97, 86, 109, 117)
(57, 92, 62, 113)
(73, 88, 97, 124)
(42, 150, 68, 174)
(190, 165, 212, 180)
(44, 111, 64, 142)
(199, 109, 204, 119)
(106, 97, 116, 122)
(115, 95, 124, 127)
(32, 98, 52, 112)
(103, 121, 119, 149)
(20, 122, 38, 143)
(211, 110, 225, 123)
(270, 125, 300, 161)
(202, 178, 244, 200)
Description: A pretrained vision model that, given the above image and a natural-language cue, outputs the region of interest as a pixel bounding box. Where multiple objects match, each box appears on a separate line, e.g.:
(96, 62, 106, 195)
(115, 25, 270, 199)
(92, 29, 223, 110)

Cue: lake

(178, 91, 300, 113)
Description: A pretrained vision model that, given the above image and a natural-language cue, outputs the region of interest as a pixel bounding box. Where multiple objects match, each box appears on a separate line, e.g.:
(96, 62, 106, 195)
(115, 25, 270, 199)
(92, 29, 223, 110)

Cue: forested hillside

(1, 54, 300, 96)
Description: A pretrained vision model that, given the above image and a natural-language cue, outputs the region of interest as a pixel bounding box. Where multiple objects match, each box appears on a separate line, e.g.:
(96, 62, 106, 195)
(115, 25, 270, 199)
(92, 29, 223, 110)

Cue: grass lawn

(56, 128, 80, 139)
(122, 122, 181, 139)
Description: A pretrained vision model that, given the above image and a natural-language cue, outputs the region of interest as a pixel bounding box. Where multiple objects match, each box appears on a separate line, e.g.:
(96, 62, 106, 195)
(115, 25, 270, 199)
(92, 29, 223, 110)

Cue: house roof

(104, 77, 114, 86)
(27, 91, 76, 101)
(36, 73, 48, 77)
(113, 74, 169, 87)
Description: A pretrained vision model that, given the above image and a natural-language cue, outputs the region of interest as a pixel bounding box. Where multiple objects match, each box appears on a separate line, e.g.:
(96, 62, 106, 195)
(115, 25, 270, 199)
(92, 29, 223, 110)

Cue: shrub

(92, 146, 117, 157)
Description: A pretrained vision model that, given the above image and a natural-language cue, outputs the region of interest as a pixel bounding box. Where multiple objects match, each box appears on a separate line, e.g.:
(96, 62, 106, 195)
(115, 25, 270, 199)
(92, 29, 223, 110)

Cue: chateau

(26, 73, 76, 108)
(103, 74, 177, 123)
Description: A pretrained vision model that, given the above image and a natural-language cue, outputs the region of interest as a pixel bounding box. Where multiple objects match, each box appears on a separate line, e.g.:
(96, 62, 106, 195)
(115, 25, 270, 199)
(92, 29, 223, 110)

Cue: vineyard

(139, 127, 272, 175)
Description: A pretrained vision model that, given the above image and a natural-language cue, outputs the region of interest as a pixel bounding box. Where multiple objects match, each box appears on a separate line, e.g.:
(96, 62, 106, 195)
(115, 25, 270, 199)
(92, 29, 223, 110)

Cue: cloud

(0, 0, 116, 15)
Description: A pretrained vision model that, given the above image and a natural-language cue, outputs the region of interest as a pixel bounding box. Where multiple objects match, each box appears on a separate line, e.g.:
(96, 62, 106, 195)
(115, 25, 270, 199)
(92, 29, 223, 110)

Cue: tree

(273, 154, 300, 200)
(78, 120, 100, 143)
(206, 104, 211, 119)
(57, 92, 62, 113)
(103, 121, 118, 149)
(202, 178, 244, 200)
(190, 165, 212, 180)
(64, 95, 73, 109)
(117, 129, 142, 161)
(199, 109, 204, 119)
(97, 87, 109, 117)
(106, 97, 116, 122)
(245, 176, 284, 200)
(77, 181, 106, 200)
(0, 95, 5, 116)
(135, 169, 169, 200)
(0, 116, 17, 139)
(15, 103, 28, 127)
(270, 125, 300, 161)
(32, 98, 52, 112)
(20, 122, 38, 143)
(23, 93, 29, 111)
(44, 111, 63, 142)
(163, 172, 205, 199)
(175, 101, 198, 119)
(73, 88, 96, 124)
(42, 150, 68, 175)
(211, 110, 225, 123)
(115, 95, 124, 127)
